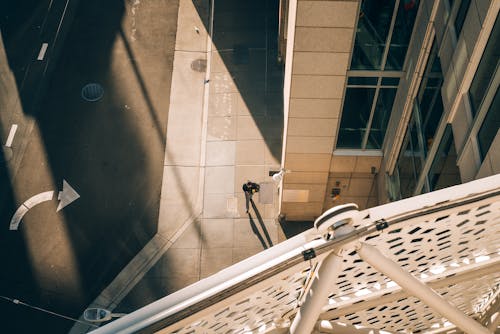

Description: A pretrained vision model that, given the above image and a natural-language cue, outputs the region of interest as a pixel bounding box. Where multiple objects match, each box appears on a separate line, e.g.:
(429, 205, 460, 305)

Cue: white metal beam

(289, 251, 344, 334)
(356, 242, 492, 334)
(320, 258, 500, 319)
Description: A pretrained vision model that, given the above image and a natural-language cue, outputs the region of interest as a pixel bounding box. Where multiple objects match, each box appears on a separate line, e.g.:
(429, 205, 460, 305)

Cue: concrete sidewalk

(71, 0, 284, 331)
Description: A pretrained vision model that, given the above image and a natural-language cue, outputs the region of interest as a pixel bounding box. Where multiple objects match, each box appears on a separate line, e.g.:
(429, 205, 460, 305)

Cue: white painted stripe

(23, 191, 54, 209)
(37, 43, 49, 60)
(10, 191, 54, 230)
(5, 124, 18, 147)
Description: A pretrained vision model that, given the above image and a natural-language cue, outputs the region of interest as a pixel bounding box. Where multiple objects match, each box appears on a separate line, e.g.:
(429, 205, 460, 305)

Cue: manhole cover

(81, 83, 104, 102)
(191, 59, 207, 72)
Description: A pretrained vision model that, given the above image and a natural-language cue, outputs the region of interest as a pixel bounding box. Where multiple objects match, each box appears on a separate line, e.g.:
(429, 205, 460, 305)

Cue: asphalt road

(0, 0, 178, 332)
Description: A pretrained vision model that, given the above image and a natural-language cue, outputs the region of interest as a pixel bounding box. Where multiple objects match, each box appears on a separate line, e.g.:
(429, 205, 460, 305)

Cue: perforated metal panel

(93, 176, 500, 334)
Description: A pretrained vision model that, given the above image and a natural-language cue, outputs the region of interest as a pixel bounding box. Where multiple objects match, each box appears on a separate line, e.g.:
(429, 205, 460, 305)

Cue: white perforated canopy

(93, 175, 500, 334)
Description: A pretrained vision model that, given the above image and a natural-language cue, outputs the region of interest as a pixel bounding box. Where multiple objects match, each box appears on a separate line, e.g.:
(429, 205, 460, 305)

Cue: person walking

(242, 181, 260, 214)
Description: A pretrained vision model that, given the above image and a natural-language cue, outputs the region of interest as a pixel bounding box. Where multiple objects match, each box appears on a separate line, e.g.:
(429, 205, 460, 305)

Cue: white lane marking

(37, 43, 49, 60)
(23, 191, 55, 209)
(9, 180, 80, 230)
(10, 191, 54, 230)
(57, 179, 80, 212)
(5, 124, 18, 147)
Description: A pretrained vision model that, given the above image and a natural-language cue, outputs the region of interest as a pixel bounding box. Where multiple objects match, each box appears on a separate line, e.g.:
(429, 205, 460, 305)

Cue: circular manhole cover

(81, 83, 104, 102)
(191, 59, 207, 72)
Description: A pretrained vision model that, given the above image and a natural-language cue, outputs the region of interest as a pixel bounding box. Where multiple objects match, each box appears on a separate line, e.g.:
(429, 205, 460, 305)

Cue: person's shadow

(247, 198, 273, 249)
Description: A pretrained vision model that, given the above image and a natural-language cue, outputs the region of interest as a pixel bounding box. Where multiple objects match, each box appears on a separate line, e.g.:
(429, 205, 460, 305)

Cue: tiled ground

(117, 0, 285, 313)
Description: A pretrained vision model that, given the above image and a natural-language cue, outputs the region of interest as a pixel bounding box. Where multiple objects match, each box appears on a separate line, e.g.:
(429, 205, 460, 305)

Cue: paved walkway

(70, 0, 284, 331)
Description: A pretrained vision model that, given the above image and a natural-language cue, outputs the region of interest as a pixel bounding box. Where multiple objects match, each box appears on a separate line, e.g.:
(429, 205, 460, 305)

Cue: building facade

(278, 0, 500, 221)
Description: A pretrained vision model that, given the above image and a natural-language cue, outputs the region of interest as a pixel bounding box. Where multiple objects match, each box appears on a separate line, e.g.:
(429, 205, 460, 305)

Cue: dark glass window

(351, 0, 396, 70)
(339, 0, 421, 150)
(347, 76, 378, 85)
(396, 112, 424, 198)
(478, 87, 500, 159)
(428, 125, 461, 191)
(469, 16, 499, 116)
(337, 88, 375, 148)
(416, 40, 444, 155)
(385, 0, 420, 70)
(367, 88, 397, 148)
(381, 77, 400, 86)
(454, 0, 471, 37)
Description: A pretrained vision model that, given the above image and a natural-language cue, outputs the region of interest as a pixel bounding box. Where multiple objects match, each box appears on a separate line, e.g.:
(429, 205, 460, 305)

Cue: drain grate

(81, 83, 104, 102)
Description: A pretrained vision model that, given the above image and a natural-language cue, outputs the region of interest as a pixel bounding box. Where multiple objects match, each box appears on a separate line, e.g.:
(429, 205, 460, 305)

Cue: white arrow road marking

(9, 180, 80, 230)
(57, 179, 80, 212)
(10, 191, 54, 230)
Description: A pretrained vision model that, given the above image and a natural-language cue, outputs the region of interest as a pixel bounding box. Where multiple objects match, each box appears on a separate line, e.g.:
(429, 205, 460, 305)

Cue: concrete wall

(281, 0, 359, 221)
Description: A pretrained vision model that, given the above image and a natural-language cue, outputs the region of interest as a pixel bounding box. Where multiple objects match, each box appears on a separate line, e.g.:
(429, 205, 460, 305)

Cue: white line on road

(5, 124, 18, 147)
(37, 43, 49, 60)
(10, 191, 54, 230)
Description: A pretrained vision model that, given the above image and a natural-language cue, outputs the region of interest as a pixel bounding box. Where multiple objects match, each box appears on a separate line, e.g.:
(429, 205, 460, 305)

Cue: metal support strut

(357, 242, 492, 334)
(289, 251, 343, 334)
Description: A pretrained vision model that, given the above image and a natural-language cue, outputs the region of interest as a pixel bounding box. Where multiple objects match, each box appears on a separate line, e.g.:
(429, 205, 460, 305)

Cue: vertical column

(280, 1, 360, 221)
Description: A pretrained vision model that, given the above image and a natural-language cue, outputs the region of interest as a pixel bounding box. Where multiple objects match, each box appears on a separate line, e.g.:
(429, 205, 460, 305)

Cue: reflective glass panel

(478, 87, 500, 159)
(351, 0, 396, 70)
(367, 88, 397, 148)
(381, 77, 400, 86)
(420, 90, 444, 152)
(347, 76, 378, 85)
(395, 111, 424, 198)
(386, 0, 420, 70)
(416, 40, 444, 155)
(454, 0, 471, 37)
(428, 125, 461, 191)
(469, 16, 499, 116)
(337, 88, 375, 148)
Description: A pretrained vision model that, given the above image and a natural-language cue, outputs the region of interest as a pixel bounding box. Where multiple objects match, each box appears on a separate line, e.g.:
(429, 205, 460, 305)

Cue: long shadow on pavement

(194, 0, 284, 161)
(0, 0, 183, 332)
(249, 198, 273, 249)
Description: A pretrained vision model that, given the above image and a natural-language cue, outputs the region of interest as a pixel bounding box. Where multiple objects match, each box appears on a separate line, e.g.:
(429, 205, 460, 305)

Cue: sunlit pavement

(112, 0, 286, 316)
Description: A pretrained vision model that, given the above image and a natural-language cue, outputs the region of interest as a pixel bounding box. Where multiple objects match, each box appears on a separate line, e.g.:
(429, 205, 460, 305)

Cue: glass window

(396, 113, 424, 198)
(421, 94, 444, 152)
(385, 0, 420, 70)
(347, 76, 378, 85)
(337, 88, 375, 148)
(367, 88, 397, 148)
(454, 0, 471, 37)
(416, 40, 444, 155)
(469, 16, 499, 116)
(395, 105, 427, 198)
(351, 0, 396, 70)
(339, 0, 421, 150)
(477, 87, 500, 159)
(381, 77, 400, 86)
(428, 125, 461, 191)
